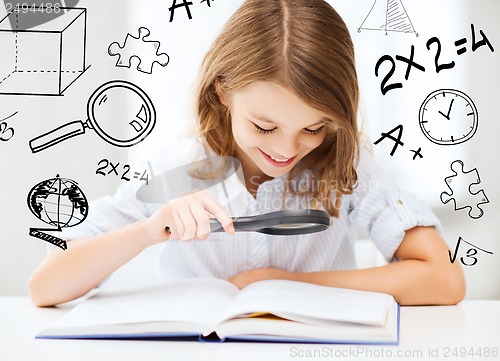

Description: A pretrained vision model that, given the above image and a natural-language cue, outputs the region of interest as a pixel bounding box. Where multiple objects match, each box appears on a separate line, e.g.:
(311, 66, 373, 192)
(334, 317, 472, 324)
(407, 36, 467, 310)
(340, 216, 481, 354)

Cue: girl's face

(219, 81, 327, 184)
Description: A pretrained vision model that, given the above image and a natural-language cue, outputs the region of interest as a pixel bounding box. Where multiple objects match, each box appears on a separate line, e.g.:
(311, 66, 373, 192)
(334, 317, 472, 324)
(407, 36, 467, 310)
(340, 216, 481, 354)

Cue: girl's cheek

(245, 131, 266, 146)
(309, 134, 327, 149)
(295, 136, 318, 151)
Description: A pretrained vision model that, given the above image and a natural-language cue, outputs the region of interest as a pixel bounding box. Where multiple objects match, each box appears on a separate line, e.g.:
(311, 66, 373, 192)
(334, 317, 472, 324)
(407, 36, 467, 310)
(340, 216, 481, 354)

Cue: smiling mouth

(259, 149, 297, 167)
(270, 155, 292, 162)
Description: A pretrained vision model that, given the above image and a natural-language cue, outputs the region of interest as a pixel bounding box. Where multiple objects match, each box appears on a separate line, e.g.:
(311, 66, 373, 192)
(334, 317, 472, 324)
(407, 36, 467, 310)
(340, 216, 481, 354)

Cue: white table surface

(1, 298, 499, 361)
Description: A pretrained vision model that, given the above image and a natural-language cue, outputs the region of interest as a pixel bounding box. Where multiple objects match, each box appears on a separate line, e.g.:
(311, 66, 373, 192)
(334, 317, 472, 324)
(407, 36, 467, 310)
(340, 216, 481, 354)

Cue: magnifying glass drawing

(29, 80, 156, 153)
(209, 209, 330, 236)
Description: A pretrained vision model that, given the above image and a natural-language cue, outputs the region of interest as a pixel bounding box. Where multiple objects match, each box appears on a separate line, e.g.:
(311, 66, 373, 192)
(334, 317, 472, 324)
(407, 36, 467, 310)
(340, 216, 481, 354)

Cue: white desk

(1, 298, 499, 361)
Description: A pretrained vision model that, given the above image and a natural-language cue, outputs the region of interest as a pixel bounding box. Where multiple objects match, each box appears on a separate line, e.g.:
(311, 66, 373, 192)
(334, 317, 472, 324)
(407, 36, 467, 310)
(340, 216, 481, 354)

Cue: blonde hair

(196, 0, 359, 217)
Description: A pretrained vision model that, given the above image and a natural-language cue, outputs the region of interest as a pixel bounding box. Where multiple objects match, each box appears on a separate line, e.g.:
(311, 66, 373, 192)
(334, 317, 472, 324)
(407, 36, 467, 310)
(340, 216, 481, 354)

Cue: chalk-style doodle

(29, 80, 156, 153)
(0, 111, 17, 142)
(96, 158, 150, 185)
(409, 147, 422, 160)
(374, 124, 424, 160)
(108, 27, 170, 75)
(419, 89, 478, 146)
(440, 160, 489, 219)
(449, 237, 493, 266)
(27, 174, 88, 250)
(2, 1, 80, 30)
(358, 0, 417, 36)
(169, 0, 194, 22)
(201, 0, 215, 7)
(374, 124, 404, 156)
(375, 23, 494, 95)
(0, 6, 89, 96)
(167, 0, 217, 23)
(455, 23, 495, 55)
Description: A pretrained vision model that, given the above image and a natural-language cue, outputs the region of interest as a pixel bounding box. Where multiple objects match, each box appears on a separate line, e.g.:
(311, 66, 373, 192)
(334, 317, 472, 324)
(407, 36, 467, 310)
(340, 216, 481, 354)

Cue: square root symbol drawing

(0, 7, 88, 96)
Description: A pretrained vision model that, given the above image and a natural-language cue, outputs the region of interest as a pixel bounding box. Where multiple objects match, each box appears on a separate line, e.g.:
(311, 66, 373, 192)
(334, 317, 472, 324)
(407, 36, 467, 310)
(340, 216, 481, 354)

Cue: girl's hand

(228, 268, 303, 289)
(144, 190, 235, 243)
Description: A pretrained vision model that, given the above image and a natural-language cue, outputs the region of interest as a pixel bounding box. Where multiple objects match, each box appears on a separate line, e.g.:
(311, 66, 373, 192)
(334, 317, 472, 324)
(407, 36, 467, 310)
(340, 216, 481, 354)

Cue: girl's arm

(228, 226, 466, 305)
(28, 220, 157, 307)
(29, 190, 234, 307)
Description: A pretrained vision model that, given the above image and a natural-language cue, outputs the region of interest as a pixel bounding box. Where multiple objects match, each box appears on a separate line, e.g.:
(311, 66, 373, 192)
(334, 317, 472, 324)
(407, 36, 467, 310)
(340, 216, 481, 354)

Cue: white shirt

(60, 136, 441, 282)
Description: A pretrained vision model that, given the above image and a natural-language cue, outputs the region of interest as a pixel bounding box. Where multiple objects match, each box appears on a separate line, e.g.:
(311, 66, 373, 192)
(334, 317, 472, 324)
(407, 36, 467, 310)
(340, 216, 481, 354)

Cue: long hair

(196, 0, 359, 217)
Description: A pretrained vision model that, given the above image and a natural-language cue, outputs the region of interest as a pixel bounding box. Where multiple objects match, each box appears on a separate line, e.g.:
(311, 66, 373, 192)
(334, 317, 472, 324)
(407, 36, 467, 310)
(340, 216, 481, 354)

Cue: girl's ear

(214, 79, 230, 107)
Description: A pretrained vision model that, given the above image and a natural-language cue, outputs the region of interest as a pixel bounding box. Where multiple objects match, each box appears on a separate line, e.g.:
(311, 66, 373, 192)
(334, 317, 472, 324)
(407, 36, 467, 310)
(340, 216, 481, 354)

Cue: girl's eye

(253, 123, 277, 134)
(253, 123, 325, 135)
(304, 126, 325, 135)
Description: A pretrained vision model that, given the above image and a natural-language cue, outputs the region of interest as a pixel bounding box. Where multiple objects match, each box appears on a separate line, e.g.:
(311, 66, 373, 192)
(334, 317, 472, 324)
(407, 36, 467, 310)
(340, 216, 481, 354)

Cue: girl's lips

(259, 149, 297, 168)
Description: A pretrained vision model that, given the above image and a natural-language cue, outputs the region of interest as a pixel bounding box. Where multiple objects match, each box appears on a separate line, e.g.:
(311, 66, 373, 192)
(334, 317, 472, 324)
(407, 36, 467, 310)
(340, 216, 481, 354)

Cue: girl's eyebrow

(249, 113, 279, 124)
(250, 113, 327, 128)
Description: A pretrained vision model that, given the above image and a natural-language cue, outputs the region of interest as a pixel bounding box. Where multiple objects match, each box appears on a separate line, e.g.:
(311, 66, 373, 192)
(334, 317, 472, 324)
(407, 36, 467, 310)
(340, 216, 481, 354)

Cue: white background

(0, 0, 498, 299)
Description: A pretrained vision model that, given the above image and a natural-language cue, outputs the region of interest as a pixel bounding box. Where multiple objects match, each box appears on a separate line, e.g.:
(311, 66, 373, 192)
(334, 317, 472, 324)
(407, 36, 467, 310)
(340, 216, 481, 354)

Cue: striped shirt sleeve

(347, 146, 442, 261)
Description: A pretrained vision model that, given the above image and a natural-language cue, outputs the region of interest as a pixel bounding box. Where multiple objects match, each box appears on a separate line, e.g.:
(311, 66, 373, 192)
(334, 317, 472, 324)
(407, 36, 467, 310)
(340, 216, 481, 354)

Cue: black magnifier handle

(210, 214, 270, 233)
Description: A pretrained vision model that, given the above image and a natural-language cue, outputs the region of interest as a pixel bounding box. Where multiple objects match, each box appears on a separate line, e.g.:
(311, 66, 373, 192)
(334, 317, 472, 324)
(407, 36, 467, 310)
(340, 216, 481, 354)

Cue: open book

(37, 278, 399, 344)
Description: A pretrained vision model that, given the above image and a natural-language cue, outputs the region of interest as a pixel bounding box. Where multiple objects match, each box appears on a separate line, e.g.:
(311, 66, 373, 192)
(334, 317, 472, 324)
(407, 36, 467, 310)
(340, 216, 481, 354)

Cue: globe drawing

(27, 175, 88, 230)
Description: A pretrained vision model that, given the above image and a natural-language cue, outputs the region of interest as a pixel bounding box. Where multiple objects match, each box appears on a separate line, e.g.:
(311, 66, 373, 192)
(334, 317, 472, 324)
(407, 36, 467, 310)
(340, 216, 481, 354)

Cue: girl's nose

(274, 136, 300, 159)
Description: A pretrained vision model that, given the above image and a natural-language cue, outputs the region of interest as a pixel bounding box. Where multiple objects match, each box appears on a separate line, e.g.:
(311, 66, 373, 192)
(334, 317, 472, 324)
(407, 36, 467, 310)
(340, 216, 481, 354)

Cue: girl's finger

(190, 203, 211, 240)
(195, 192, 235, 234)
(171, 200, 195, 241)
(176, 205, 198, 241)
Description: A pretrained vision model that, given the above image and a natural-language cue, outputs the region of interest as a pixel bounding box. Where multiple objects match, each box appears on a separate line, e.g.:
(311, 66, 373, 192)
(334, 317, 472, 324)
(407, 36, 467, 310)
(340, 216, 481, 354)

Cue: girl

(29, 0, 465, 307)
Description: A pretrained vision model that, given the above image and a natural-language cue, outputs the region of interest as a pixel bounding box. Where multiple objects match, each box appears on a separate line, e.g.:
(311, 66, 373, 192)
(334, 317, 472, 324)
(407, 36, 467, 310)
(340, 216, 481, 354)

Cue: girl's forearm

(28, 220, 154, 307)
(296, 259, 465, 306)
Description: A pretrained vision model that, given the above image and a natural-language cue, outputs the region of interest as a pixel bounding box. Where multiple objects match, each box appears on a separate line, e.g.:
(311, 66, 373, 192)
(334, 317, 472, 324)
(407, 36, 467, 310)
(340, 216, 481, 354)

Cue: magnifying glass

(29, 80, 156, 153)
(209, 209, 330, 236)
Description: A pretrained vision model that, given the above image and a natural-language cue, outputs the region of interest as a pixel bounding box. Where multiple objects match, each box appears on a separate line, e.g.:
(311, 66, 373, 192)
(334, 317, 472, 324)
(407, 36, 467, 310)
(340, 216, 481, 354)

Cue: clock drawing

(419, 89, 478, 145)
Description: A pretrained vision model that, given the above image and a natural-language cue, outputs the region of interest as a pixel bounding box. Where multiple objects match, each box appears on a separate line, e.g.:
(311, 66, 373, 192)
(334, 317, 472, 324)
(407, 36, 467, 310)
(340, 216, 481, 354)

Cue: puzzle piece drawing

(440, 160, 489, 219)
(108, 27, 170, 74)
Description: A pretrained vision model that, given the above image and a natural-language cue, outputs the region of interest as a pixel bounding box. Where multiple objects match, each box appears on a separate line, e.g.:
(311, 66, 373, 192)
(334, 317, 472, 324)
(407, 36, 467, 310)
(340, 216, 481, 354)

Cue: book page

(218, 280, 394, 327)
(48, 278, 240, 331)
(215, 304, 398, 343)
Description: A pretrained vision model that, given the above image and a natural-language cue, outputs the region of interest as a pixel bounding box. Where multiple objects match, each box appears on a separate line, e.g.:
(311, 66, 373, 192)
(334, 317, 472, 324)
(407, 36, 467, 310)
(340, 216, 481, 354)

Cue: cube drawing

(0, 7, 88, 96)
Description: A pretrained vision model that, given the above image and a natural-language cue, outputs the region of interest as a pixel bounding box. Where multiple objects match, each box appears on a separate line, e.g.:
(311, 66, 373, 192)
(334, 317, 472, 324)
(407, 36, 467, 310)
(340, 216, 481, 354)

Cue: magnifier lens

(91, 86, 152, 143)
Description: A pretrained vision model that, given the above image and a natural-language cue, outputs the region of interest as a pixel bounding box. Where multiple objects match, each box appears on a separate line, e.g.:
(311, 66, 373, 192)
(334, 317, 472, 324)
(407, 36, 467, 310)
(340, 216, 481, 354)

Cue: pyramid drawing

(358, 0, 418, 36)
